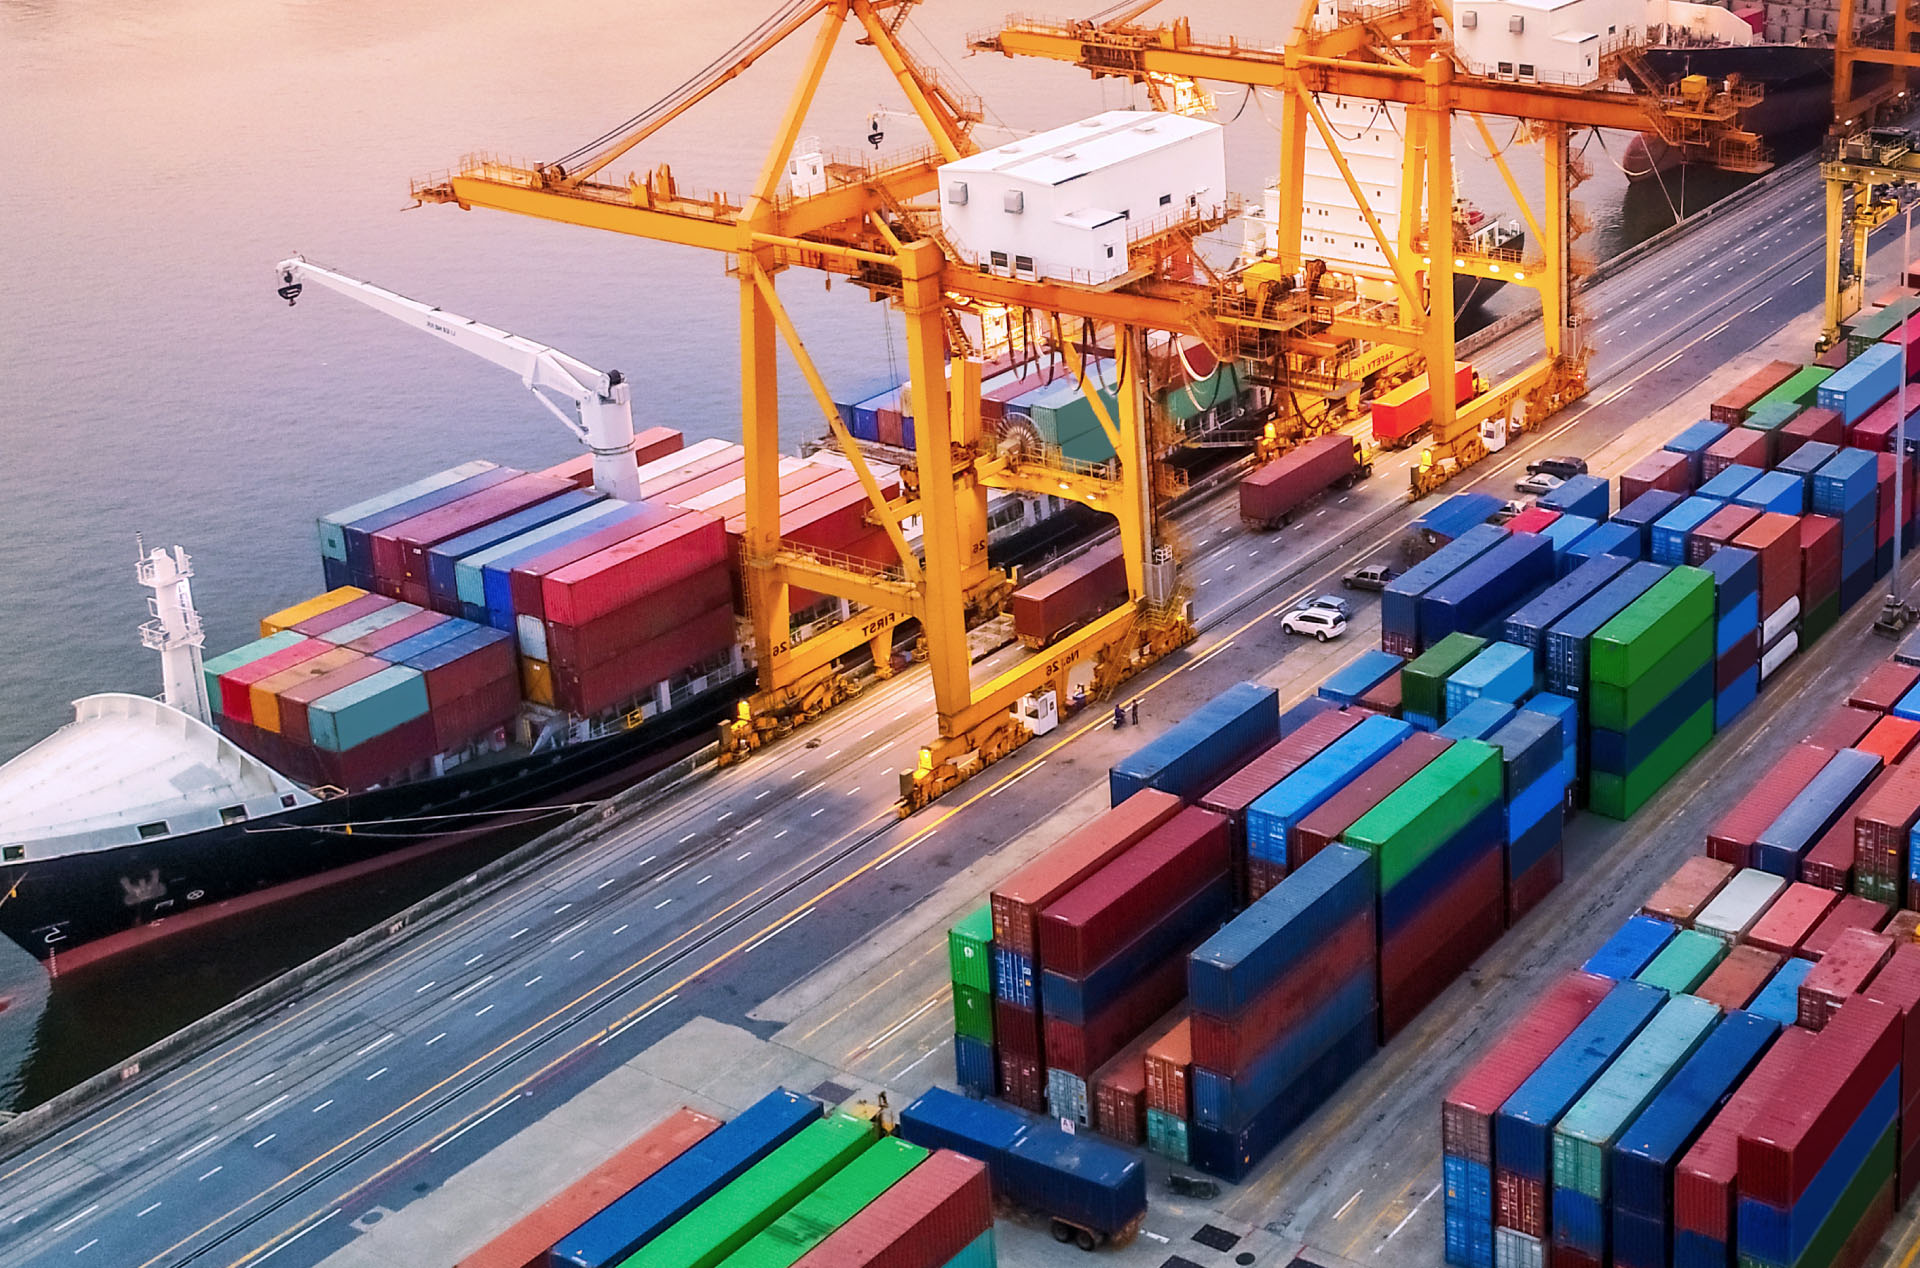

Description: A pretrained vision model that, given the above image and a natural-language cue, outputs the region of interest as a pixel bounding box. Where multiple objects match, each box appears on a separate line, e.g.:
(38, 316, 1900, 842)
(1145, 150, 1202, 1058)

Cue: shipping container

(1038, 807, 1229, 977)
(488, 503, 674, 622)
(423, 489, 605, 609)
(1090, 1007, 1187, 1145)
(991, 789, 1183, 955)
(1804, 892, 1892, 959)
(1382, 525, 1508, 654)
(1110, 681, 1279, 806)
(1711, 360, 1801, 424)
(1238, 435, 1366, 528)
(1198, 710, 1361, 882)
(1244, 716, 1412, 867)
(1291, 732, 1453, 871)
(317, 461, 500, 571)
(1798, 928, 1895, 1028)
(260, 587, 369, 637)
(717, 1138, 926, 1268)
(1672, 1026, 1816, 1254)
(1695, 944, 1781, 1010)
(1583, 916, 1677, 981)
(1747, 883, 1841, 956)
(1619, 452, 1693, 506)
(1418, 536, 1556, 649)
(1641, 856, 1736, 928)
(1318, 649, 1404, 707)
(1818, 342, 1902, 423)
(786, 1151, 993, 1268)
(1342, 739, 1501, 895)
(1011, 542, 1126, 647)
(1401, 633, 1489, 723)
(1693, 868, 1787, 944)
(1371, 363, 1475, 443)
(1707, 743, 1835, 869)
(542, 513, 729, 628)
(1703, 425, 1773, 477)
(1544, 562, 1667, 698)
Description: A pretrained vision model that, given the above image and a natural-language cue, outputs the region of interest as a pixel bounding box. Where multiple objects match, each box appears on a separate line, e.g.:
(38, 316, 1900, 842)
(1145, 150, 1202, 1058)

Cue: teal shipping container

(306, 664, 431, 752)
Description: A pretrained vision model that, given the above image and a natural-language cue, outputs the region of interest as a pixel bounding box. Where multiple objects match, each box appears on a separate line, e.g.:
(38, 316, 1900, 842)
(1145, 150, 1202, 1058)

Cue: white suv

(1281, 607, 1348, 642)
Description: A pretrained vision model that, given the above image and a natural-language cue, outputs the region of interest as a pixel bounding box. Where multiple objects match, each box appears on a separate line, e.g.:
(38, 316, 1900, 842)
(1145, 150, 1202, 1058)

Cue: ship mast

(135, 538, 211, 726)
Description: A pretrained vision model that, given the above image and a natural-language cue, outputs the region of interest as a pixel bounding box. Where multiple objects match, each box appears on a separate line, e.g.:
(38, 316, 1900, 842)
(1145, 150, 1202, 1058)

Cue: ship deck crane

(275, 256, 645, 502)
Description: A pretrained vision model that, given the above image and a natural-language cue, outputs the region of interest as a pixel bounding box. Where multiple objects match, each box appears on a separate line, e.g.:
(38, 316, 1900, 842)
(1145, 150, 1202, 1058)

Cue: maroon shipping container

(1800, 514, 1843, 587)
(1011, 542, 1127, 648)
(790, 1151, 993, 1268)
(1747, 884, 1839, 955)
(458, 1105, 719, 1268)
(431, 676, 520, 754)
(1144, 1016, 1193, 1117)
(996, 1050, 1045, 1113)
(318, 714, 436, 791)
(982, 363, 1071, 427)
(1442, 971, 1612, 1166)
(291, 592, 397, 639)
(1619, 450, 1693, 504)
(1804, 763, 1901, 891)
(1357, 671, 1402, 716)
(1495, 1170, 1547, 1237)
(1508, 844, 1563, 927)
(1685, 503, 1760, 565)
(1696, 943, 1781, 1010)
(372, 474, 573, 592)
(1853, 761, 1920, 899)
(1731, 513, 1804, 621)
(1850, 661, 1920, 713)
(544, 567, 733, 671)
(1706, 743, 1834, 868)
(1862, 945, 1920, 1131)
(551, 604, 734, 717)
(1037, 806, 1229, 977)
(1674, 1026, 1817, 1240)
(1238, 435, 1364, 528)
(1737, 995, 1901, 1209)
(1190, 908, 1376, 1076)
(1379, 847, 1504, 1040)
(1642, 856, 1737, 928)
(1702, 426, 1771, 479)
(1717, 638, 1759, 692)
(1799, 928, 1896, 1028)
(509, 504, 690, 620)
(994, 998, 1042, 1061)
(343, 609, 448, 656)
(1851, 396, 1904, 453)
(1779, 406, 1845, 461)
(1805, 705, 1880, 752)
(1197, 709, 1362, 883)
(416, 633, 516, 711)
(1293, 732, 1454, 871)
(1711, 359, 1800, 424)
(1043, 947, 1190, 1077)
(541, 513, 729, 628)
(1091, 1008, 1186, 1146)
(276, 655, 389, 747)
(991, 789, 1183, 956)
(1804, 893, 1892, 958)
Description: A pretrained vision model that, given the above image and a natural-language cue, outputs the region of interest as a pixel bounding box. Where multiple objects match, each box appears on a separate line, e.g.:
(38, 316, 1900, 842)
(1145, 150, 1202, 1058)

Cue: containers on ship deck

(316, 461, 500, 589)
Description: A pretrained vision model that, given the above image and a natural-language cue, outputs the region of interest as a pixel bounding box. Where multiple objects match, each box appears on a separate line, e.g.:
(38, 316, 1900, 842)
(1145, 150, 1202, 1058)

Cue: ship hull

(3, 689, 732, 975)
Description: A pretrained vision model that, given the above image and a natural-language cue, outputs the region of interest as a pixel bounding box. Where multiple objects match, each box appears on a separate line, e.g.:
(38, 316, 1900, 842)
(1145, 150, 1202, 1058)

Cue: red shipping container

(1695, 943, 1782, 1011)
(1091, 1007, 1185, 1146)
(993, 998, 1042, 1061)
(1702, 426, 1770, 479)
(1504, 506, 1561, 535)
(702, 464, 856, 530)
(552, 604, 734, 716)
(1043, 948, 1189, 1077)
(1862, 944, 1920, 1123)
(1370, 364, 1474, 444)
(1291, 732, 1454, 870)
(343, 608, 448, 656)
(1706, 744, 1834, 868)
(545, 567, 733, 671)
(1012, 542, 1127, 648)
(1197, 710, 1362, 882)
(991, 789, 1183, 956)
(1853, 761, 1920, 897)
(1804, 893, 1892, 958)
(1238, 435, 1365, 527)
(996, 1050, 1045, 1113)
(1495, 1170, 1546, 1237)
(1800, 928, 1896, 1028)
(535, 426, 684, 490)
(1851, 397, 1902, 452)
(1737, 995, 1901, 1209)
(458, 1106, 718, 1268)
(1673, 1027, 1816, 1240)
(1850, 661, 1920, 712)
(373, 474, 573, 591)
(1747, 882, 1840, 955)
(276, 655, 388, 747)
(415, 632, 516, 711)
(291, 592, 397, 638)
(789, 1150, 993, 1268)
(1189, 908, 1376, 1076)
(1379, 847, 1504, 1040)
(1619, 450, 1693, 504)
(508, 505, 689, 621)
(982, 364, 1070, 428)
(542, 513, 729, 627)
(641, 453, 744, 502)
(1144, 1016, 1193, 1117)
(1508, 844, 1563, 926)
(1685, 503, 1760, 565)
(1711, 359, 1800, 425)
(1717, 637, 1759, 692)
(318, 713, 436, 791)
(1800, 515, 1843, 591)
(1779, 406, 1845, 460)
(431, 675, 520, 754)
(1642, 856, 1737, 928)
(1038, 807, 1229, 977)
(1357, 671, 1402, 717)
(1731, 513, 1804, 620)
(1805, 704, 1880, 752)
(217, 638, 332, 723)
(1442, 970, 1612, 1166)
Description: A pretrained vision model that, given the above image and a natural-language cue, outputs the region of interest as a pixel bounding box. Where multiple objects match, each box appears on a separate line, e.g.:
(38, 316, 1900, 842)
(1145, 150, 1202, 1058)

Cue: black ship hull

(4, 690, 733, 976)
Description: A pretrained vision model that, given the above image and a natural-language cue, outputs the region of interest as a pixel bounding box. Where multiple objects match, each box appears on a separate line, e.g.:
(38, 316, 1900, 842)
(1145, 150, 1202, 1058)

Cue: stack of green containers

(1400, 633, 1488, 730)
(1028, 380, 1118, 465)
(1585, 567, 1715, 820)
(1635, 929, 1728, 994)
(628, 1112, 878, 1268)
(716, 1138, 928, 1268)
(948, 906, 996, 1097)
(1753, 364, 1834, 411)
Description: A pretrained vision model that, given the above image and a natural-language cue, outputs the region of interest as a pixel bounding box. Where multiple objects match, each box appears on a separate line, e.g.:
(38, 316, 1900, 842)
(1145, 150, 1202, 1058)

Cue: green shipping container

(1588, 704, 1714, 820)
(1550, 994, 1720, 1200)
(623, 1112, 879, 1268)
(1790, 1123, 1895, 1268)
(1031, 380, 1119, 465)
(202, 630, 307, 717)
(1741, 400, 1800, 435)
(1635, 928, 1727, 995)
(1803, 592, 1841, 646)
(1586, 622, 1712, 733)
(1402, 633, 1488, 718)
(1850, 296, 1920, 355)
(715, 1138, 926, 1268)
(1756, 365, 1834, 410)
(1146, 1107, 1189, 1163)
(1343, 739, 1502, 891)
(952, 985, 994, 1044)
(1589, 567, 1714, 686)
(1162, 363, 1242, 423)
(1856, 872, 1900, 906)
(948, 905, 994, 996)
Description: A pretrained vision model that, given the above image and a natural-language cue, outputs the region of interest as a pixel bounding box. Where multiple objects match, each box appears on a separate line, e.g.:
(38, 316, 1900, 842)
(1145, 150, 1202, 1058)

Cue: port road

(3, 157, 1913, 1268)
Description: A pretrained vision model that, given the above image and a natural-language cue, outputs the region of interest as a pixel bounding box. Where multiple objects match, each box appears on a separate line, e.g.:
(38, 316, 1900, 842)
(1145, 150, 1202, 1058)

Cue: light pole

(1895, 198, 1913, 607)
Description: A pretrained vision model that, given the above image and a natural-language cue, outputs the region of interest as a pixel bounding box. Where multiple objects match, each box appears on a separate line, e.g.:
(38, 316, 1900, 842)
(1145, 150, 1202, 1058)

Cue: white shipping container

(1694, 868, 1788, 943)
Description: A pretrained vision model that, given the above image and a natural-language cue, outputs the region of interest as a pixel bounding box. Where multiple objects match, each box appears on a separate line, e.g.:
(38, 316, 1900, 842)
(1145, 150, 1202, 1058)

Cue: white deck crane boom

(274, 256, 644, 502)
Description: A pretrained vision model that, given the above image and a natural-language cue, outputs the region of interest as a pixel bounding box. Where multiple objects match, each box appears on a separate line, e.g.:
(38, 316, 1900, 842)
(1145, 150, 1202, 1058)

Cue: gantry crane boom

(275, 257, 645, 501)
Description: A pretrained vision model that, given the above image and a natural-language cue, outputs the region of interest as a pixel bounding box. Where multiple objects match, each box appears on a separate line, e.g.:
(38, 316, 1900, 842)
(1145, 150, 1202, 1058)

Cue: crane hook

(277, 271, 303, 306)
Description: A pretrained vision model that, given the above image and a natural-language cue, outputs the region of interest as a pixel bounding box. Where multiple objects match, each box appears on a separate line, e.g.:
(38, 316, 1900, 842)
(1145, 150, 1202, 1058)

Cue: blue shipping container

(1418, 533, 1557, 646)
(1583, 916, 1678, 981)
(1384, 524, 1510, 649)
(1539, 475, 1610, 522)
(1189, 1012, 1376, 1183)
(1544, 563, 1668, 696)
(1439, 699, 1518, 742)
(1318, 649, 1405, 706)
(1445, 643, 1535, 717)
(1665, 422, 1729, 479)
(1504, 554, 1633, 653)
(1245, 717, 1412, 863)
(316, 460, 499, 563)
(424, 489, 604, 608)
(1698, 464, 1763, 502)
(1564, 520, 1640, 571)
(1754, 748, 1883, 877)
(1417, 493, 1506, 544)
(1111, 681, 1279, 806)
(1734, 470, 1806, 516)
(1650, 499, 1722, 566)
(1188, 844, 1374, 1016)
(1816, 342, 1902, 424)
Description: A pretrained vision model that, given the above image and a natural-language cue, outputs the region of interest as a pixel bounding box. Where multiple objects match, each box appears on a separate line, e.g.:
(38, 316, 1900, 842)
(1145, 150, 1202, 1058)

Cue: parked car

(1526, 455, 1589, 480)
(1307, 594, 1353, 620)
(1342, 563, 1395, 591)
(1282, 607, 1349, 641)
(1515, 471, 1565, 496)
(1490, 498, 1528, 525)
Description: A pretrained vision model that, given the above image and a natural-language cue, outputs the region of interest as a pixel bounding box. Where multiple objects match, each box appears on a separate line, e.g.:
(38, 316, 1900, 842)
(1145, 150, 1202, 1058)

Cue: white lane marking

(254, 1134, 276, 1148)
(755, 789, 771, 799)
(1143, 1231, 1170, 1244)
(1751, 295, 1774, 311)
(811, 807, 826, 817)
(250, 1071, 279, 1087)
(463, 954, 483, 967)
(198, 1166, 222, 1182)
(877, 829, 937, 871)
(426, 1033, 446, 1046)
(1335, 1189, 1365, 1220)
(825, 749, 841, 759)
(353, 1034, 394, 1058)
(990, 760, 1044, 796)
(743, 908, 815, 954)
(865, 743, 891, 759)
(600, 992, 681, 1045)
(1376, 1182, 1442, 1250)
(510, 928, 529, 940)
(413, 980, 436, 994)
(476, 1004, 495, 1016)
(51, 1206, 98, 1233)
(612, 924, 630, 935)
(798, 781, 827, 799)
(137, 1203, 162, 1218)
(597, 878, 616, 890)
(698, 874, 713, 885)
(549, 918, 590, 944)
(638, 855, 656, 866)
(524, 976, 542, 987)
(312, 1099, 333, 1113)
(774, 830, 789, 840)
(679, 832, 698, 843)
(430, 1095, 523, 1154)
(175, 1136, 218, 1163)
(895, 1044, 944, 1077)
(863, 992, 945, 1048)
(552, 903, 571, 915)
(717, 811, 733, 822)
(255, 1208, 342, 1261)
(243, 1094, 289, 1122)
(367, 1066, 389, 1080)
(846, 786, 861, 796)
(450, 974, 495, 1001)
(737, 851, 752, 861)
(1794, 267, 1816, 283)
(73, 1239, 97, 1255)
(569, 950, 585, 961)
